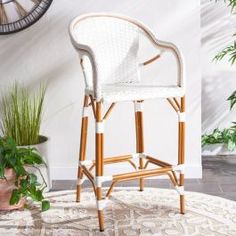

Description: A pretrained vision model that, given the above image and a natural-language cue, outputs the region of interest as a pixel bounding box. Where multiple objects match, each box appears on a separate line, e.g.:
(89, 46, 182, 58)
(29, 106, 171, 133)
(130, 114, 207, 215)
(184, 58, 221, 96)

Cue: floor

(52, 155, 236, 201)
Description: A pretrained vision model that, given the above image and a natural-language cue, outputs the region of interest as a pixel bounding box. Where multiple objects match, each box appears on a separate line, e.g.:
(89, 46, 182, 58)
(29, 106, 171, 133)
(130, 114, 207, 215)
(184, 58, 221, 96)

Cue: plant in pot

(0, 137, 50, 211)
(0, 84, 52, 192)
(202, 0, 236, 154)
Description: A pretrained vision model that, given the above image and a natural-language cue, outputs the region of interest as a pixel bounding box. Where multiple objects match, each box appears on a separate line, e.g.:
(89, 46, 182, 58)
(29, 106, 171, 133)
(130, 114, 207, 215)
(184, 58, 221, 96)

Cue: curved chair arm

(142, 29, 185, 88)
(141, 31, 185, 88)
(69, 29, 101, 100)
(139, 39, 185, 88)
(156, 40, 185, 89)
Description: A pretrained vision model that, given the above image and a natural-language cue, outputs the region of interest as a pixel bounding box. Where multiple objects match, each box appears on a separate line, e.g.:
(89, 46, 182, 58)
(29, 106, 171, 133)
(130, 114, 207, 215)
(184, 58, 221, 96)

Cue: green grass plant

(1, 84, 46, 146)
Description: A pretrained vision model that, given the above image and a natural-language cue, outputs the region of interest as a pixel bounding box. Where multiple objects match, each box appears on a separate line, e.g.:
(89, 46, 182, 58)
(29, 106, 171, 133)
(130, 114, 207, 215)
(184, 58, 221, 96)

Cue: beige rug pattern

(0, 188, 236, 236)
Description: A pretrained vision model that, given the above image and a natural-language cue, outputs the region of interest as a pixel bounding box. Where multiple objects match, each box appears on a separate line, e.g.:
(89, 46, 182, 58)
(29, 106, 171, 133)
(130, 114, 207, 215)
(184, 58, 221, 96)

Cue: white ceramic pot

(202, 143, 236, 156)
(19, 136, 52, 192)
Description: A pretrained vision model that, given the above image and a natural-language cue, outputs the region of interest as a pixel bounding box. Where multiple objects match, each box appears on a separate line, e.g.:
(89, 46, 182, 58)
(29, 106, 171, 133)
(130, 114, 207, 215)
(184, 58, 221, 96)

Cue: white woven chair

(69, 13, 186, 232)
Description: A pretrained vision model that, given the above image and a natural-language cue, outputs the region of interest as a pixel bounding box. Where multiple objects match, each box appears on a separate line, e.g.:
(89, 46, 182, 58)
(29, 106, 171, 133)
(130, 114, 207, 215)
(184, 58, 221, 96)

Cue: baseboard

(202, 144, 236, 156)
(51, 164, 202, 180)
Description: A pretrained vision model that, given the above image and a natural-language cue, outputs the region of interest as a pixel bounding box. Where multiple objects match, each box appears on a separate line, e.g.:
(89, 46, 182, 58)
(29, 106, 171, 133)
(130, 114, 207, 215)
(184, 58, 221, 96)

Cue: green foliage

(42, 200, 50, 211)
(215, 0, 236, 13)
(202, 125, 236, 151)
(228, 0, 236, 12)
(214, 41, 236, 64)
(227, 90, 236, 109)
(0, 137, 50, 211)
(0, 84, 46, 146)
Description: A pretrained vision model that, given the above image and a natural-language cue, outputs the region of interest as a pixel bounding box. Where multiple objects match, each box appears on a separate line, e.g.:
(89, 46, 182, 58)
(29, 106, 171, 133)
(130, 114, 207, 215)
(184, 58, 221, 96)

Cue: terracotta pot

(0, 168, 25, 211)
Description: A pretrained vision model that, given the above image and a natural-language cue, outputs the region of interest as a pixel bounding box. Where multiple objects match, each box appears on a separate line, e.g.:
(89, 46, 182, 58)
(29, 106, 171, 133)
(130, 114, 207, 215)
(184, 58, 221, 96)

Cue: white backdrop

(0, 0, 201, 179)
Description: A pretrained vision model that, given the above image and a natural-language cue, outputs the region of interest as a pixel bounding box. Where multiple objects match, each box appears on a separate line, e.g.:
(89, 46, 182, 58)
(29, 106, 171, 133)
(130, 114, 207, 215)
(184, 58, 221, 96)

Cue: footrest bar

(113, 167, 172, 182)
(93, 155, 133, 165)
(146, 156, 172, 167)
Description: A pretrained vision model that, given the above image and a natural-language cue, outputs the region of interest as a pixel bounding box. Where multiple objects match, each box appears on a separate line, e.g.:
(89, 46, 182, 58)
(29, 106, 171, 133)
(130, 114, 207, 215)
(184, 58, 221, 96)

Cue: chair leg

(76, 96, 89, 202)
(178, 96, 185, 214)
(95, 102, 105, 232)
(134, 101, 145, 191)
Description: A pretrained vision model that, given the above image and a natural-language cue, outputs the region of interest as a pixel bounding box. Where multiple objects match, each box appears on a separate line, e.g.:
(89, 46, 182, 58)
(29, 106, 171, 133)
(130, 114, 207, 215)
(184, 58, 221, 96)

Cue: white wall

(202, 0, 236, 134)
(0, 0, 201, 179)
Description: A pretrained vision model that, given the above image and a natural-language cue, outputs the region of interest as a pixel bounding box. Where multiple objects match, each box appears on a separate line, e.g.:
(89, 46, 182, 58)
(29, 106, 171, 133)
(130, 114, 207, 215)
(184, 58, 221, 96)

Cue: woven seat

(86, 84, 185, 102)
(69, 13, 186, 232)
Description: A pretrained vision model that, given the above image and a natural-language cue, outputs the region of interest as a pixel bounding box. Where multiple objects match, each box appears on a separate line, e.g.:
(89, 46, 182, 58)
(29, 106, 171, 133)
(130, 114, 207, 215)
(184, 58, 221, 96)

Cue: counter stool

(69, 13, 186, 232)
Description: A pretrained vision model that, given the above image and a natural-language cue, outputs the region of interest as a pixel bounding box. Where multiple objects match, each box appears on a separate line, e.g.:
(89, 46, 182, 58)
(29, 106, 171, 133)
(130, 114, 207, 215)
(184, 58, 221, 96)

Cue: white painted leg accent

(132, 153, 146, 159)
(172, 164, 185, 174)
(77, 178, 86, 185)
(79, 160, 93, 167)
(134, 101, 143, 112)
(82, 107, 89, 117)
(96, 121, 104, 134)
(175, 186, 184, 195)
(96, 199, 107, 210)
(177, 112, 186, 122)
(139, 153, 147, 159)
(95, 176, 113, 187)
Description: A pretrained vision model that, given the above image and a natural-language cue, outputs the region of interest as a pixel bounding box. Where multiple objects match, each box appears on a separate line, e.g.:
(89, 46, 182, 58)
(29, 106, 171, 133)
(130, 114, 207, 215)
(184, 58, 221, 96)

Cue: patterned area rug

(0, 188, 236, 235)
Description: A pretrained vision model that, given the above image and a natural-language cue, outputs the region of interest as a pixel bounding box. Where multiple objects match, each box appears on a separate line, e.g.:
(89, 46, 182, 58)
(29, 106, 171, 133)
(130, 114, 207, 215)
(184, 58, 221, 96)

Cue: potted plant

(0, 137, 50, 211)
(0, 84, 52, 191)
(202, 0, 236, 155)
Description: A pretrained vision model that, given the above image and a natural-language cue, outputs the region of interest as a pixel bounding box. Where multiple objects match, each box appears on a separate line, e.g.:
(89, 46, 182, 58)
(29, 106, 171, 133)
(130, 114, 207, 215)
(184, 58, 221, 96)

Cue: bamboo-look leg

(95, 102, 105, 232)
(178, 96, 185, 214)
(76, 96, 89, 202)
(134, 101, 145, 191)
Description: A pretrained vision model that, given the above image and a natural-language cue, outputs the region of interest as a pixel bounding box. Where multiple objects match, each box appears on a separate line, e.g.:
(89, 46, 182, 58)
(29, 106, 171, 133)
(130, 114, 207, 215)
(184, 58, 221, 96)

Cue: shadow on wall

(201, 0, 236, 133)
(202, 71, 236, 132)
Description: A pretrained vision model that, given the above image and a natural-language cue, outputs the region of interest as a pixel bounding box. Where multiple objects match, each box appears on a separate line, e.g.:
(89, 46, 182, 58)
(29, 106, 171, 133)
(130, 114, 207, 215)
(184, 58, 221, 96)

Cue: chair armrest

(158, 40, 185, 88)
(139, 24, 185, 88)
(149, 39, 185, 88)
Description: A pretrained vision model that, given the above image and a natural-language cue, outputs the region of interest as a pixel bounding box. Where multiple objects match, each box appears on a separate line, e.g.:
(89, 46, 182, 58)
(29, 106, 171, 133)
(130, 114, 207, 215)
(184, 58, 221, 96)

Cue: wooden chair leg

(134, 101, 145, 191)
(178, 96, 185, 214)
(95, 101, 105, 232)
(76, 96, 89, 202)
